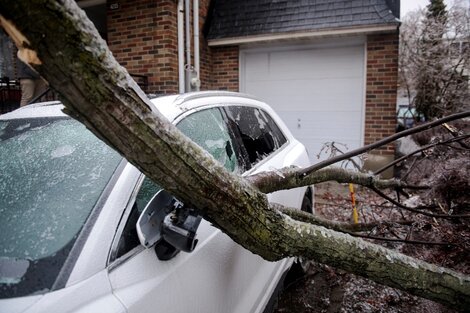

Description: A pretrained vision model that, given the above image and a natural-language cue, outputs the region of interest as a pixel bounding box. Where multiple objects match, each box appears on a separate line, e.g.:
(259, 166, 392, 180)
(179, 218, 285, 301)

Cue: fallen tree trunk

(0, 1, 469, 309)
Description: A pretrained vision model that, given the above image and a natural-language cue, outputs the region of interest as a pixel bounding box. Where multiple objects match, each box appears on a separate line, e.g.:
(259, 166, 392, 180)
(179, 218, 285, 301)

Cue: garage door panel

(270, 49, 363, 79)
(281, 111, 362, 157)
(246, 77, 363, 91)
(241, 43, 365, 162)
(244, 47, 364, 81)
(246, 80, 363, 112)
(279, 110, 362, 126)
(244, 53, 270, 81)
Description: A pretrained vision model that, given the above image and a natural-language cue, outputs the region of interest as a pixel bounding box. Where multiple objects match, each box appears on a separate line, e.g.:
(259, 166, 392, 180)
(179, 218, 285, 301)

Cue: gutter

(208, 24, 399, 47)
(184, 0, 191, 92)
(193, 0, 200, 91)
(177, 0, 185, 93)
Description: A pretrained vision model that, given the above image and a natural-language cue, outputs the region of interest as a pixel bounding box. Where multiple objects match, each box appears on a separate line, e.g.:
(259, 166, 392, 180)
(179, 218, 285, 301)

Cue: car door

(224, 105, 309, 209)
(107, 107, 287, 313)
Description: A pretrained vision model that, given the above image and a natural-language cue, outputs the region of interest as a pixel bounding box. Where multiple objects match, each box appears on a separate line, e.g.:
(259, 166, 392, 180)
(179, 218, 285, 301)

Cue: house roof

(207, 0, 400, 42)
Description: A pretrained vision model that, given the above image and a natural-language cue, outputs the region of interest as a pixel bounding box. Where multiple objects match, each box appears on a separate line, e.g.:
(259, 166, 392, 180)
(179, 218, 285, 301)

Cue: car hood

(0, 295, 43, 313)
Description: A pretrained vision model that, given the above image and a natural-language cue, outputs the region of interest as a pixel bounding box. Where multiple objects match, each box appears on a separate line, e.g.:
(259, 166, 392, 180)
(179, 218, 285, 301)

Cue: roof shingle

(207, 0, 400, 40)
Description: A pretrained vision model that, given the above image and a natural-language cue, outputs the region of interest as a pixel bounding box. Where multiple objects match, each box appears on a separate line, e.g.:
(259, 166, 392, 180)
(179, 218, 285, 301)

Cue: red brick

(365, 33, 398, 154)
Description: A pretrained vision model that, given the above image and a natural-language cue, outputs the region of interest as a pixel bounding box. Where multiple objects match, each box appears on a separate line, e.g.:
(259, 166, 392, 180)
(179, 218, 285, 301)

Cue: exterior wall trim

(361, 40, 368, 149)
(78, 0, 106, 8)
(208, 25, 398, 47)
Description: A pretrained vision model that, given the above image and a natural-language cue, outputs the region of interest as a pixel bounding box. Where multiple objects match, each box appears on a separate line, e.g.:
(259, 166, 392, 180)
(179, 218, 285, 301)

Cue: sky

(400, 0, 454, 17)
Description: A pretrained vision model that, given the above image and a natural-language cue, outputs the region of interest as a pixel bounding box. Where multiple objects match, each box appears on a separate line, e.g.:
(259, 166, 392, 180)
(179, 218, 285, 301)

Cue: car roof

(0, 91, 267, 123)
(0, 101, 66, 120)
(151, 91, 267, 122)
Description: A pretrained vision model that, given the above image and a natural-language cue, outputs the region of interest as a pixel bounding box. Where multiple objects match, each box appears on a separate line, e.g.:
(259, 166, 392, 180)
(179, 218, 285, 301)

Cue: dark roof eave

(208, 23, 399, 47)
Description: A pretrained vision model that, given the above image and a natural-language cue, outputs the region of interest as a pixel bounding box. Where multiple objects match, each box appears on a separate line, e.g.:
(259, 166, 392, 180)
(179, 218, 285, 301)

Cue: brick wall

(197, 0, 212, 90)
(198, 1, 238, 91)
(209, 46, 239, 91)
(107, 0, 179, 94)
(106, 0, 233, 93)
(365, 33, 399, 154)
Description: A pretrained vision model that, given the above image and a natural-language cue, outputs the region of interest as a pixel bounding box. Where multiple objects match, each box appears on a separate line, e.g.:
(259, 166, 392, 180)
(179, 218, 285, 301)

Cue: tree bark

(247, 166, 424, 194)
(1, 1, 469, 309)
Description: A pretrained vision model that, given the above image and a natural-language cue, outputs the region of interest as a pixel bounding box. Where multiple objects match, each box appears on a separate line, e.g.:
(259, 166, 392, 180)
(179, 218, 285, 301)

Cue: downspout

(177, 0, 185, 93)
(185, 0, 191, 92)
(193, 0, 200, 91)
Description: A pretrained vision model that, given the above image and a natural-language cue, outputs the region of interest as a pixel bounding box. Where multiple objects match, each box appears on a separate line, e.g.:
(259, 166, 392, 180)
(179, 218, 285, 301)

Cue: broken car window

(224, 106, 287, 167)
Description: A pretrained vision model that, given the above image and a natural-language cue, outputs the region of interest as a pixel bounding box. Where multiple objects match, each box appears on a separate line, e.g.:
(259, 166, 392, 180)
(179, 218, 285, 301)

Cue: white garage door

(241, 41, 365, 164)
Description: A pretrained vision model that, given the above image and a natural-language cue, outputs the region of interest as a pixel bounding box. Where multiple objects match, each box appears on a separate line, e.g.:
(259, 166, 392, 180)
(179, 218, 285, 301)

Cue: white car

(0, 91, 312, 313)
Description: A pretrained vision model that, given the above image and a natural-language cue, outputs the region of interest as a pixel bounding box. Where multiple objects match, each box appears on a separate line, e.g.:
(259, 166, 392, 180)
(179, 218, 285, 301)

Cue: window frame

(107, 174, 147, 271)
(175, 106, 240, 173)
(222, 105, 290, 171)
(218, 106, 252, 171)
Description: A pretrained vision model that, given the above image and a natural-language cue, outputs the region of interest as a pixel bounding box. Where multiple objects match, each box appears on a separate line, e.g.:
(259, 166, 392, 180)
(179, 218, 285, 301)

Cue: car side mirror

(136, 189, 202, 260)
(161, 205, 202, 253)
(136, 189, 175, 248)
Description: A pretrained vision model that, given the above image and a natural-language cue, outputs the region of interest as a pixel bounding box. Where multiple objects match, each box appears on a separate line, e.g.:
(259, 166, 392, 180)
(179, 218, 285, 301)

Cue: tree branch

(442, 123, 470, 149)
(349, 233, 454, 246)
(273, 204, 378, 232)
(277, 204, 414, 232)
(248, 166, 427, 194)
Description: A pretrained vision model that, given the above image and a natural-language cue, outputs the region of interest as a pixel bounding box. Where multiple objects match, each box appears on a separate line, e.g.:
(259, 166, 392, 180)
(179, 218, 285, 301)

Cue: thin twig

(330, 142, 363, 170)
(374, 134, 470, 175)
(299, 111, 470, 176)
(370, 187, 470, 219)
(401, 157, 418, 181)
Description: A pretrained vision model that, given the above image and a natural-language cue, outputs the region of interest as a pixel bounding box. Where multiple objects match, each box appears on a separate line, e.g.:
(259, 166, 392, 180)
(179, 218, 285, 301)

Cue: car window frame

(172, 103, 290, 172)
(221, 104, 290, 172)
(218, 106, 252, 171)
(175, 106, 240, 172)
(107, 173, 147, 270)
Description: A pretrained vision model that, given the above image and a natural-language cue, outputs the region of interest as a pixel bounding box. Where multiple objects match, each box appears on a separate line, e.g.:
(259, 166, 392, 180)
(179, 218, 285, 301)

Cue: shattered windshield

(0, 117, 122, 298)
